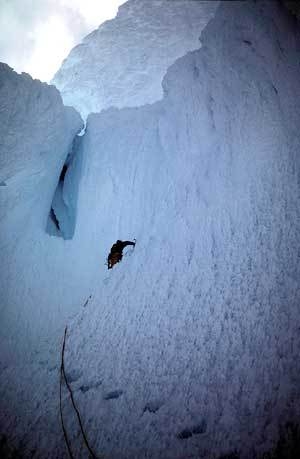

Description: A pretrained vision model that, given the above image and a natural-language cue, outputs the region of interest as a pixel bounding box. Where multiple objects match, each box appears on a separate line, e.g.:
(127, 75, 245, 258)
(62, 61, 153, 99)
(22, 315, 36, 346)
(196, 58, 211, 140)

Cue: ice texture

(52, 0, 218, 119)
(1, 1, 300, 458)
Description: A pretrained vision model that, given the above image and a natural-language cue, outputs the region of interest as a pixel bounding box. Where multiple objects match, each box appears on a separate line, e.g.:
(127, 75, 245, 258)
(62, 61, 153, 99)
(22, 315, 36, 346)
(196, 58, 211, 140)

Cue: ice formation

(52, 0, 218, 119)
(0, 62, 83, 346)
(1, 1, 300, 458)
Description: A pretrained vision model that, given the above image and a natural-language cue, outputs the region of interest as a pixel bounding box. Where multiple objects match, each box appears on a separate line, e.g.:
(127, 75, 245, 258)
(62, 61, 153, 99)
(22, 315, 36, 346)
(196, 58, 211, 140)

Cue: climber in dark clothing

(107, 239, 136, 269)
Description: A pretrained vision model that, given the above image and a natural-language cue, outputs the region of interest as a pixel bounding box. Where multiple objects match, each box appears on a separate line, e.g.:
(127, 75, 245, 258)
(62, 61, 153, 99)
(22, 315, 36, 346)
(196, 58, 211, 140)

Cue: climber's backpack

(106, 239, 136, 270)
(107, 251, 122, 269)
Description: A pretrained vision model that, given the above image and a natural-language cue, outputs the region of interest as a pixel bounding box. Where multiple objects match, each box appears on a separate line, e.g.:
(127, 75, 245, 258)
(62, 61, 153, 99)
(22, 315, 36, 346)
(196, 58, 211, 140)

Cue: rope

(60, 326, 99, 459)
(60, 327, 74, 459)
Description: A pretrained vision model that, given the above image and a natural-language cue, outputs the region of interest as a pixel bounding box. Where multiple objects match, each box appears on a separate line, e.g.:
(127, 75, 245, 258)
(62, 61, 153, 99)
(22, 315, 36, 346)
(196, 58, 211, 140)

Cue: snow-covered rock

(52, 0, 218, 119)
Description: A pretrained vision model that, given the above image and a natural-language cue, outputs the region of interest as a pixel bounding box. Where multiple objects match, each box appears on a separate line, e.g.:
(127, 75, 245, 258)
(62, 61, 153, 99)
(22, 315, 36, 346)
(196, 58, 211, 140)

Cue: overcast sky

(0, 0, 126, 82)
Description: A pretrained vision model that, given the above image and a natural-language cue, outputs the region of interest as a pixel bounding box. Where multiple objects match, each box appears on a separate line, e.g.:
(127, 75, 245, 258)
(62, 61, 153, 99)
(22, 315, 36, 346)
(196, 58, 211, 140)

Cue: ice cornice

(51, 0, 219, 120)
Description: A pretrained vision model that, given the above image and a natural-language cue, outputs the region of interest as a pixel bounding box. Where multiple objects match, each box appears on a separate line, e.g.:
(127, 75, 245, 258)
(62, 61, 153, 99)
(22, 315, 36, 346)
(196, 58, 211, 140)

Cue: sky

(0, 0, 126, 82)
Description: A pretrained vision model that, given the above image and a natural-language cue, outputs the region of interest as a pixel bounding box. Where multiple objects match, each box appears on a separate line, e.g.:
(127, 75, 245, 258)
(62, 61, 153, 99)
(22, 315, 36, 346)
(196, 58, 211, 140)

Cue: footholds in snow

(143, 400, 163, 414)
(80, 385, 90, 393)
(177, 429, 193, 440)
(79, 380, 102, 393)
(176, 419, 207, 440)
(103, 390, 123, 400)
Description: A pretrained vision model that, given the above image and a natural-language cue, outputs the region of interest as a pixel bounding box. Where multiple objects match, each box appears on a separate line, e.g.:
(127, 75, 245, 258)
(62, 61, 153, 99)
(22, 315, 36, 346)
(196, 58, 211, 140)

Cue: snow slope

(52, 0, 218, 119)
(1, 1, 300, 458)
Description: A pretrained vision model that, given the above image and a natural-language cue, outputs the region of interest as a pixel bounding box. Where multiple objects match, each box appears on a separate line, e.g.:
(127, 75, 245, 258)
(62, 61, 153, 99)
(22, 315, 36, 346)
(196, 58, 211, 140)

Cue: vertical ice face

(0, 63, 83, 358)
(0, 65, 89, 459)
(51, 0, 218, 119)
(60, 1, 300, 458)
(0, 63, 82, 236)
(1, 1, 300, 458)
(50, 0, 219, 235)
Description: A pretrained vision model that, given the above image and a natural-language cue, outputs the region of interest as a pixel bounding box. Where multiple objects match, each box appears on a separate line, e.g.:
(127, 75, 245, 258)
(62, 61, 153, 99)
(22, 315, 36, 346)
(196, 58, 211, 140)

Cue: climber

(107, 239, 136, 269)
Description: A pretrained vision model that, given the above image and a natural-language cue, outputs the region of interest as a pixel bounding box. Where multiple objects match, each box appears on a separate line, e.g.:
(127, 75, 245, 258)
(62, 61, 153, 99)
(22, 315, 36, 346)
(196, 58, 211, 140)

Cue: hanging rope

(60, 325, 99, 459)
(60, 327, 74, 459)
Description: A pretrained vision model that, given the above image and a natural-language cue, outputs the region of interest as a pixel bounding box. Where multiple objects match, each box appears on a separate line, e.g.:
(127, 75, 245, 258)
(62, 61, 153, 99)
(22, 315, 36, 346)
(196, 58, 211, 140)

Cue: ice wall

(0, 64, 83, 358)
(0, 65, 87, 457)
(0, 64, 81, 230)
(1, 1, 300, 458)
(52, 0, 218, 119)
(59, 1, 300, 458)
